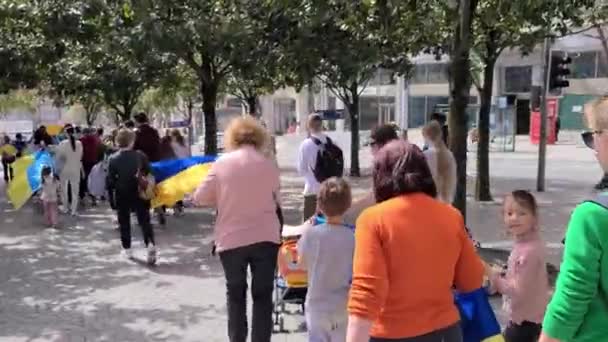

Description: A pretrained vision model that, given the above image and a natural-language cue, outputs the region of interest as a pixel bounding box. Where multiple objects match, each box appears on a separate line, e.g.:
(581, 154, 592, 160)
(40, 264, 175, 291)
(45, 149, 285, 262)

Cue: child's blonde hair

(318, 177, 352, 217)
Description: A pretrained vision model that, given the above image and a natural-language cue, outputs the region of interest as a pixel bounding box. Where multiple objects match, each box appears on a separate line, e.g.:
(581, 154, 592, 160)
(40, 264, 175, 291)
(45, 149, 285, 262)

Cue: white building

(258, 28, 608, 134)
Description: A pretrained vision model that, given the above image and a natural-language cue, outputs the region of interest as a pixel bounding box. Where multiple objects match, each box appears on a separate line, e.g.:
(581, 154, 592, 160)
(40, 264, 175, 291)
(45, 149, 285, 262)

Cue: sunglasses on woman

(582, 130, 606, 150)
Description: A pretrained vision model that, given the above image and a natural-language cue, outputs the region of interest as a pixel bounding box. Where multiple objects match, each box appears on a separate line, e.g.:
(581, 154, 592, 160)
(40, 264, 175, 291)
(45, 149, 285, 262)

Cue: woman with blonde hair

(422, 121, 457, 204)
(192, 116, 280, 342)
(539, 98, 608, 342)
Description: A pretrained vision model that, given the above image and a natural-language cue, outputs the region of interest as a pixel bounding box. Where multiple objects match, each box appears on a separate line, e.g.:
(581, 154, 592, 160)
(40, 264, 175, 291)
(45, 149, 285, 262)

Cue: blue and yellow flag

(455, 288, 505, 342)
(150, 156, 217, 208)
(7, 150, 55, 210)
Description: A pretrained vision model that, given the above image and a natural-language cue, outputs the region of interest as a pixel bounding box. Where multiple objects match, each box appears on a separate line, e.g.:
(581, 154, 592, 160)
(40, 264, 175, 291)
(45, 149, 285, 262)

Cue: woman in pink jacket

(192, 117, 281, 342)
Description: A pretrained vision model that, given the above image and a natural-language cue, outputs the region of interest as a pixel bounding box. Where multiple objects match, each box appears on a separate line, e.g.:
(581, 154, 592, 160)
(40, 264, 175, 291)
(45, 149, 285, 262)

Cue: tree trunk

(448, 0, 477, 219)
(246, 96, 257, 116)
(475, 56, 496, 202)
(86, 111, 95, 126)
(348, 86, 361, 177)
(116, 109, 130, 123)
(186, 99, 195, 146)
(121, 99, 136, 122)
(201, 79, 218, 155)
(596, 25, 608, 63)
(307, 83, 316, 113)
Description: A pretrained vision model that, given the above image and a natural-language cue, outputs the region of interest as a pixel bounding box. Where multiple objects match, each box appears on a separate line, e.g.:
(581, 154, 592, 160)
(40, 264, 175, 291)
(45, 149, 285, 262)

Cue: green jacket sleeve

(542, 202, 606, 340)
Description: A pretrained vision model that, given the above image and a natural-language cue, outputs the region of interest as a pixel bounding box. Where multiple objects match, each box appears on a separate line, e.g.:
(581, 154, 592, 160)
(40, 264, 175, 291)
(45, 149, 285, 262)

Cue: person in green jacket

(539, 97, 608, 342)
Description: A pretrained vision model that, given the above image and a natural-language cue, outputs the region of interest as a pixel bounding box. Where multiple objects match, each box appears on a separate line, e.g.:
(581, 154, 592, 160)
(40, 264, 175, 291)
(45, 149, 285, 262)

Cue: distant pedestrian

(430, 112, 449, 146)
(124, 120, 135, 130)
(106, 128, 157, 265)
(487, 190, 548, 342)
(297, 114, 343, 222)
(133, 113, 161, 163)
(1, 135, 16, 184)
(80, 127, 101, 205)
(33, 125, 53, 149)
(13, 133, 27, 157)
(56, 124, 83, 216)
(298, 177, 354, 342)
(40, 166, 59, 228)
(422, 121, 457, 204)
(159, 133, 176, 160)
(133, 113, 164, 225)
(170, 129, 190, 159)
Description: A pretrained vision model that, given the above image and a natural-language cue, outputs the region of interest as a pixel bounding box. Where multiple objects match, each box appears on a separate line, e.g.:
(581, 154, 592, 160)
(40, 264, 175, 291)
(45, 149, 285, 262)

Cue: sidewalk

(0, 131, 598, 341)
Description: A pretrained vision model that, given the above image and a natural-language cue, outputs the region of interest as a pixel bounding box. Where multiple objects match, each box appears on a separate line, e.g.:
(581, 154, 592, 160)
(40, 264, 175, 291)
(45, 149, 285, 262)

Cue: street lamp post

(537, 37, 553, 192)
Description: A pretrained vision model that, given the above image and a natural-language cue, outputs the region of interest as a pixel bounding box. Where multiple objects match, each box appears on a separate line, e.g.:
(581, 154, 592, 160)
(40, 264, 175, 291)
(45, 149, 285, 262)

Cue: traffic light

(549, 55, 572, 91)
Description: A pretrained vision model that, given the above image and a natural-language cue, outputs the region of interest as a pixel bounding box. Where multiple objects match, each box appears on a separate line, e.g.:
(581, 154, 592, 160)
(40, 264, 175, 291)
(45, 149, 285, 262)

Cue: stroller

(273, 222, 310, 333)
(273, 216, 355, 333)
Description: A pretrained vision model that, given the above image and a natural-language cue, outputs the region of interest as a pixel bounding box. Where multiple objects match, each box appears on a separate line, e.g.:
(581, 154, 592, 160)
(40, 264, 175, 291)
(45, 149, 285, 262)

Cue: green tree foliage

(472, 0, 596, 202)
(0, 0, 70, 93)
(45, 1, 176, 124)
(132, 0, 280, 154)
(279, 0, 436, 176)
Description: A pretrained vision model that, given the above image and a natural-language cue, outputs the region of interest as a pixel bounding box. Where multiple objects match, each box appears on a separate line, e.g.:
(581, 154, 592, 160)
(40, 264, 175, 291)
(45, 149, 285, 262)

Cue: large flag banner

(455, 288, 505, 342)
(150, 155, 217, 208)
(7, 150, 55, 210)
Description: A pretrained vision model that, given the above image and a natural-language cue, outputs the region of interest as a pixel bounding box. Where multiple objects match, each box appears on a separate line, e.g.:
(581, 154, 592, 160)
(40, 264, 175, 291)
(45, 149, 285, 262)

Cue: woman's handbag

(136, 154, 156, 201)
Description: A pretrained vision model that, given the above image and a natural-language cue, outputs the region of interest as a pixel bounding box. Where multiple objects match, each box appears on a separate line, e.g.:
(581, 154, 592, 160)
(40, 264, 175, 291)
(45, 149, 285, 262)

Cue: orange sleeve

(348, 211, 389, 320)
(453, 214, 484, 292)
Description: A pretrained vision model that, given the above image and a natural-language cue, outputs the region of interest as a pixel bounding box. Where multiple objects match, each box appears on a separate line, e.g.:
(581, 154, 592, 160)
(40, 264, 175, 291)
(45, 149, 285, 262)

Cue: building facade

(260, 29, 608, 134)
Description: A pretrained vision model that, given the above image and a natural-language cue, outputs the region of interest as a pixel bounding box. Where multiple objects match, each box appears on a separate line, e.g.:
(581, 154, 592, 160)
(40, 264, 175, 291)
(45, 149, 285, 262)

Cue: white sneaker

(147, 245, 157, 266)
(122, 249, 134, 260)
(60, 206, 69, 214)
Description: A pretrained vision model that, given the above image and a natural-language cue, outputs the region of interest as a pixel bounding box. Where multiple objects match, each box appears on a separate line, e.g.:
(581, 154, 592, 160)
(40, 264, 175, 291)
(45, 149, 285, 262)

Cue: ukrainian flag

(151, 155, 217, 208)
(7, 150, 55, 210)
(455, 288, 505, 342)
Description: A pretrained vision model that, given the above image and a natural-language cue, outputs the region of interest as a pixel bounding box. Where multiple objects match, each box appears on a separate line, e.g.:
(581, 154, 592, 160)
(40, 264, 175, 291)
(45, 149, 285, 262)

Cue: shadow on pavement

(0, 196, 228, 341)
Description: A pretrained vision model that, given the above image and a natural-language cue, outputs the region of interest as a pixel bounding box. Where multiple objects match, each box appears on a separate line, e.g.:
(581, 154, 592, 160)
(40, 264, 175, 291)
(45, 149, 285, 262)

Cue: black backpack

(311, 136, 344, 182)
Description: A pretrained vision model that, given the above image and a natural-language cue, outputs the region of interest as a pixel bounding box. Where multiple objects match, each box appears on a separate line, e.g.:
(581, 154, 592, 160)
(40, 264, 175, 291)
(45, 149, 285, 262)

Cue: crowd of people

(0, 113, 193, 261)
(2, 99, 608, 342)
(199, 105, 607, 342)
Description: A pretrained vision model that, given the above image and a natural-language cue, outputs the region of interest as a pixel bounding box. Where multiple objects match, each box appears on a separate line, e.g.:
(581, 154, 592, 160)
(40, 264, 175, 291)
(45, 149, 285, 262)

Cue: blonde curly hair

(224, 116, 269, 152)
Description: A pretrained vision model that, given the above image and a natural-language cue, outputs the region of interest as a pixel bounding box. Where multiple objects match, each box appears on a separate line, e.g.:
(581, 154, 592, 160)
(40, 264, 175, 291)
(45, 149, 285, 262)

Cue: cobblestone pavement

(0, 131, 599, 341)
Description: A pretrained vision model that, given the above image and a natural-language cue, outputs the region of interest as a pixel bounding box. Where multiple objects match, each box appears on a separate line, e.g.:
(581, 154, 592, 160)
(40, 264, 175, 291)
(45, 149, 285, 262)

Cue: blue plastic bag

(454, 288, 505, 342)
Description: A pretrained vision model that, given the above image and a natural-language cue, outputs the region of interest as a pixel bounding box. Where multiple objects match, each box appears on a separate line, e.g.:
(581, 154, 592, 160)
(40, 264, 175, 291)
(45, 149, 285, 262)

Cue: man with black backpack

(297, 114, 344, 222)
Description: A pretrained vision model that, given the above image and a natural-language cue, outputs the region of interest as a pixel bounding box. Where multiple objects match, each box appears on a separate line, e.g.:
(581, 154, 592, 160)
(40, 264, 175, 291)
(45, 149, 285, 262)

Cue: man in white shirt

(297, 114, 327, 222)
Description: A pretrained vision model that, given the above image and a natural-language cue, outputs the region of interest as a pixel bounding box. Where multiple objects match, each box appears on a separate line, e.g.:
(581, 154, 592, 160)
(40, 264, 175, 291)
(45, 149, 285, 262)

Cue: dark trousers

(80, 162, 95, 199)
(2, 159, 13, 183)
(303, 194, 318, 223)
(503, 321, 541, 342)
(219, 242, 279, 342)
(116, 193, 155, 249)
(370, 323, 462, 342)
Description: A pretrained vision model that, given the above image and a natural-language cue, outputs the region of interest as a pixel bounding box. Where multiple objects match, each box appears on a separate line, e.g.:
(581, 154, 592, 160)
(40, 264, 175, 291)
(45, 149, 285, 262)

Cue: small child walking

(488, 190, 549, 342)
(40, 166, 59, 228)
(297, 177, 354, 342)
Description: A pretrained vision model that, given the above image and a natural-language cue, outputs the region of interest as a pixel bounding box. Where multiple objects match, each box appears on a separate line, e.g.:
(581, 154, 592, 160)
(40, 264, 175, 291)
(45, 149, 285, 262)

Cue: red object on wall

(530, 98, 558, 145)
